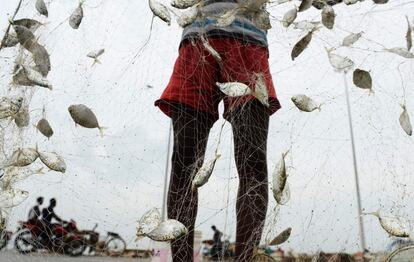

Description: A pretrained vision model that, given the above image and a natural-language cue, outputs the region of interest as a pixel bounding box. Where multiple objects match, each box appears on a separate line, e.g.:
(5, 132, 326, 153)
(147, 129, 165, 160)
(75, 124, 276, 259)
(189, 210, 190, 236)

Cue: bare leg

(228, 100, 269, 262)
(168, 103, 214, 262)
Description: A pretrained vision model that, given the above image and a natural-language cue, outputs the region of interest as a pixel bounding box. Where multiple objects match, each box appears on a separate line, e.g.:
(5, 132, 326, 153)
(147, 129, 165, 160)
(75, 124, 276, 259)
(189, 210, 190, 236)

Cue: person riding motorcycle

(41, 198, 65, 244)
(28, 197, 43, 224)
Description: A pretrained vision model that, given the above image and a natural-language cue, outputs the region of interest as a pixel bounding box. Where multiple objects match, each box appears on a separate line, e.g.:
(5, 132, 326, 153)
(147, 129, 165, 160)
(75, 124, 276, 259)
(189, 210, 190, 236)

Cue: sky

(0, 0, 414, 255)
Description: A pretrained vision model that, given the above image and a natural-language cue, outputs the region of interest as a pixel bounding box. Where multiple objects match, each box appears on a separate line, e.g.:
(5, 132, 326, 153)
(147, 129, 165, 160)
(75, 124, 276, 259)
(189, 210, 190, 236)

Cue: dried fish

(385, 47, 414, 59)
(38, 151, 66, 173)
(216, 9, 238, 27)
(3, 32, 19, 48)
(353, 69, 372, 91)
(202, 37, 222, 65)
(149, 0, 171, 25)
(291, 95, 321, 112)
(241, 0, 269, 13)
(344, 0, 360, 5)
(406, 16, 412, 51)
(254, 73, 269, 107)
(272, 151, 289, 205)
(364, 211, 410, 237)
(146, 219, 188, 242)
(0, 97, 23, 119)
(14, 107, 30, 128)
(37, 118, 54, 138)
(326, 48, 354, 71)
(32, 44, 51, 77)
(252, 10, 271, 30)
(291, 31, 313, 60)
(13, 65, 33, 86)
(282, 8, 297, 28)
(373, 0, 388, 4)
(12, 19, 43, 32)
(399, 105, 412, 136)
(68, 104, 105, 136)
(216, 82, 253, 97)
(22, 65, 52, 89)
(321, 5, 335, 29)
(269, 227, 292, 246)
(342, 32, 363, 47)
(69, 1, 84, 29)
(0, 188, 29, 208)
(171, 0, 201, 9)
(12, 25, 37, 52)
(293, 21, 320, 31)
(192, 154, 221, 191)
(299, 0, 313, 12)
(136, 208, 161, 239)
(176, 5, 199, 28)
(87, 48, 105, 65)
(6, 148, 39, 168)
(35, 0, 48, 17)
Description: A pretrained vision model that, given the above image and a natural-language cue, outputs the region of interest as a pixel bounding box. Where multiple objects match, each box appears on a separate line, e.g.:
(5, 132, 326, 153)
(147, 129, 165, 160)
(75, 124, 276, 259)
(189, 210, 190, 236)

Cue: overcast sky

(1, 0, 414, 255)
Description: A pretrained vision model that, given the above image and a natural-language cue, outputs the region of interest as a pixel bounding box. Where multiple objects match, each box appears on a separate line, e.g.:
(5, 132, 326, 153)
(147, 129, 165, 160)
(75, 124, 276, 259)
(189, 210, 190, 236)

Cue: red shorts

(155, 38, 281, 121)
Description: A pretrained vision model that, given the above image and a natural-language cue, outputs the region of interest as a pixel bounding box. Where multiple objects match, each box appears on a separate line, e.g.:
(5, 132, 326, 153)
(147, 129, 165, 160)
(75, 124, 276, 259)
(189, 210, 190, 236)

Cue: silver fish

(385, 47, 414, 59)
(14, 107, 30, 128)
(282, 8, 297, 28)
(298, 0, 313, 12)
(146, 219, 188, 242)
(87, 48, 105, 65)
(68, 104, 105, 136)
(269, 227, 292, 246)
(171, 0, 201, 9)
(32, 43, 51, 77)
(192, 154, 221, 191)
(406, 16, 412, 51)
(342, 32, 363, 47)
(69, 1, 84, 29)
(38, 151, 66, 173)
(0, 188, 29, 208)
(136, 208, 161, 239)
(35, 0, 48, 17)
(22, 65, 52, 89)
(6, 148, 39, 168)
(254, 73, 269, 107)
(353, 68, 372, 91)
(0, 97, 23, 119)
(291, 95, 321, 112)
(291, 31, 313, 60)
(326, 48, 354, 72)
(176, 5, 199, 28)
(364, 211, 410, 238)
(12, 25, 37, 52)
(272, 151, 289, 205)
(252, 9, 271, 30)
(12, 18, 43, 32)
(37, 118, 54, 138)
(149, 0, 171, 25)
(216, 82, 253, 97)
(399, 105, 412, 136)
(321, 5, 335, 29)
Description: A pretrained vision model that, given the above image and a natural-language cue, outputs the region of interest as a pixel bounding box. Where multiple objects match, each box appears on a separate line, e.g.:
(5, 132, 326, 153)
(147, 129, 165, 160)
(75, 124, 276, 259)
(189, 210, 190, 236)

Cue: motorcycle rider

(41, 198, 65, 244)
(28, 197, 43, 224)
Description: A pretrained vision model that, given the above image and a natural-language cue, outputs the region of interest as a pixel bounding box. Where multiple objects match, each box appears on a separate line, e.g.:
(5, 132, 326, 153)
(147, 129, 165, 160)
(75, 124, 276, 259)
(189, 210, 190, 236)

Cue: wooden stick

(0, 0, 24, 51)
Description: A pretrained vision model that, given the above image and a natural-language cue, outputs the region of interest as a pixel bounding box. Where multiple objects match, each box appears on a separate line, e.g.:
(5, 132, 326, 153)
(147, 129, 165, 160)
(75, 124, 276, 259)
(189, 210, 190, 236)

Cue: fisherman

(28, 196, 43, 223)
(155, 0, 342, 261)
(210, 225, 223, 259)
(41, 198, 64, 243)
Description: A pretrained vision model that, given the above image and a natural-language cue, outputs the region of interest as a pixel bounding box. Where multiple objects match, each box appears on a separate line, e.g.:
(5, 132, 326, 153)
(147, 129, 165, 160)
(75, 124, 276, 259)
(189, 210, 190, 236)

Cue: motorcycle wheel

(14, 230, 36, 254)
(64, 239, 85, 257)
(105, 236, 126, 257)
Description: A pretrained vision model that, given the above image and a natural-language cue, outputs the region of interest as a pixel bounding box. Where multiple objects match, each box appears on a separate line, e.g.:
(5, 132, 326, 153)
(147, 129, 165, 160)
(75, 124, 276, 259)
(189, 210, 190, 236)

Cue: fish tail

(47, 84, 53, 90)
(79, 0, 86, 6)
(98, 126, 107, 137)
(368, 88, 375, 96)
(92, 58, 101, 66)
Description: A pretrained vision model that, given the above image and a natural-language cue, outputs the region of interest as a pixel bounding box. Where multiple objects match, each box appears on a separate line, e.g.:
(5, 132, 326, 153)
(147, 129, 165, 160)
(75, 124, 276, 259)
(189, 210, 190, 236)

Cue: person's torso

(181, 0, 268, 47)
(42, 207, 53, 223)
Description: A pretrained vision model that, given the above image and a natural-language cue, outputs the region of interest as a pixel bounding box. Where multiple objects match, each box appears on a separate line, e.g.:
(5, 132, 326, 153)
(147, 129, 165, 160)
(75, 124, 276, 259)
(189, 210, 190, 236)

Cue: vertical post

(161, 121, 173, 221)
(343, 73, 367, 252)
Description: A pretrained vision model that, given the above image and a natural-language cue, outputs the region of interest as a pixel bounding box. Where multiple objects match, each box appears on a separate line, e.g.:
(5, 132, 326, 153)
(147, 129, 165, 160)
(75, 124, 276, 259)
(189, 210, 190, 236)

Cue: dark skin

(167, 100, 269, 262)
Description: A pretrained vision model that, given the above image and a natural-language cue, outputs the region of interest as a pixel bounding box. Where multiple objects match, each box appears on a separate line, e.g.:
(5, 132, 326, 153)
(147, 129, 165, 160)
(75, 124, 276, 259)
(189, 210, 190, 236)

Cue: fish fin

(92, 58, 101, 67)
(98, 126, 107, 137)
(368, 88, 375, 96)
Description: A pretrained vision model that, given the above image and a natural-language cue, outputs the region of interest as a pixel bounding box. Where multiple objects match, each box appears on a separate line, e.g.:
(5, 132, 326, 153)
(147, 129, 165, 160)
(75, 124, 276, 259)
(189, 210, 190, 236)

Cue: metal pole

(342, 73, 367, 252)
(161, 121, 173, 221)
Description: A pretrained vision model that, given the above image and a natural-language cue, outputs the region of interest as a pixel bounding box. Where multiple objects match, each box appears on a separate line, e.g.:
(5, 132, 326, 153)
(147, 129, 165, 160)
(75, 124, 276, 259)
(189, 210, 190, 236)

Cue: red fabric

(155, 38, 281, 121)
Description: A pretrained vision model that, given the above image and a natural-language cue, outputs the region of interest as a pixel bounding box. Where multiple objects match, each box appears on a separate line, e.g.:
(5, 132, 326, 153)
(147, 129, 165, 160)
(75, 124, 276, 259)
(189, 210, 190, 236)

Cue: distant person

(28, 197, 43, 223)
(42, 198, 64, 225)
(210, 225, 223, 259)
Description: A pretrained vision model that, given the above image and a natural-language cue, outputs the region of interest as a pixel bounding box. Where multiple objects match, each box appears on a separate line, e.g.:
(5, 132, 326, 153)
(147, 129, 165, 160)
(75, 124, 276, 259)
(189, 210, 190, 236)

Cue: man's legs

(229, 100, 269, 262)
(168, 103, 214, 262)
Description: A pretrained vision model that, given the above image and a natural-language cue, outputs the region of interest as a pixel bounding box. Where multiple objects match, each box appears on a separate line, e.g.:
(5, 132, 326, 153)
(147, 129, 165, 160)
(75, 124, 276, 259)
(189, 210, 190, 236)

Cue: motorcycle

(81, 223, 126, 257)
(14, 219, 86, 256)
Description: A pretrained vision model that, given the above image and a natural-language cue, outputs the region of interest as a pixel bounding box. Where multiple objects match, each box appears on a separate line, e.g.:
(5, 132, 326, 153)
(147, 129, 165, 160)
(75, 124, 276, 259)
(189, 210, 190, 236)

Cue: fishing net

(0, 0, 414, 261)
